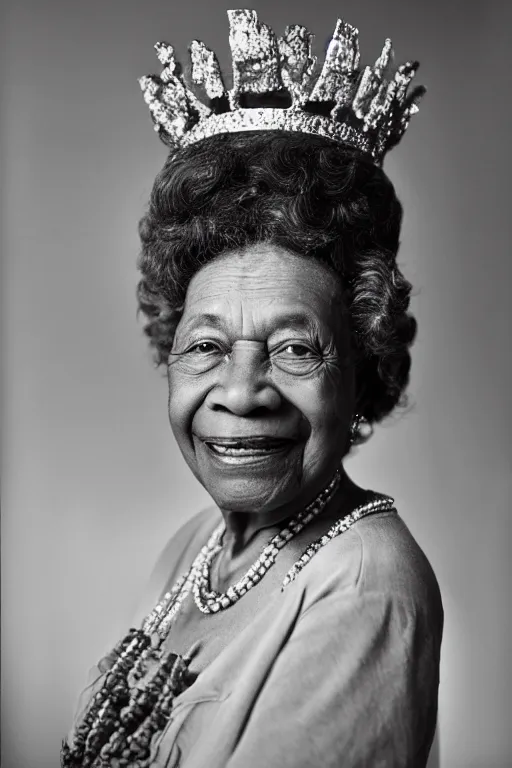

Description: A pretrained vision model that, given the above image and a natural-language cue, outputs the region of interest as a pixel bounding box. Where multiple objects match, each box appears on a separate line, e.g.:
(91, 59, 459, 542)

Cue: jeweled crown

(139, 9, 425, 165)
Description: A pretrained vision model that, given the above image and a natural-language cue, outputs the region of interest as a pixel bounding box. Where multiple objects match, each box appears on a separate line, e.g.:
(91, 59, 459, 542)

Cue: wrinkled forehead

(181, 244, 347, 327)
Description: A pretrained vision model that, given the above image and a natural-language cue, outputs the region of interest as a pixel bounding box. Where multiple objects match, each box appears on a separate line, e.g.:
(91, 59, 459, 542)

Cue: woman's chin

(202, 480, 298, 515)
(194, 443, 306, 514)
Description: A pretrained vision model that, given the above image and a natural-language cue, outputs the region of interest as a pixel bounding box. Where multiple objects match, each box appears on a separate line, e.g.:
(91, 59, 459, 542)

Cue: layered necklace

(62, 470, 395, 768)
(143, 470, 395, 641)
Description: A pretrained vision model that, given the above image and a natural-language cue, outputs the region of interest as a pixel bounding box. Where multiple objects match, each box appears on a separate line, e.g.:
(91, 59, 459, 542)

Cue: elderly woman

(62, 10, 443, 768)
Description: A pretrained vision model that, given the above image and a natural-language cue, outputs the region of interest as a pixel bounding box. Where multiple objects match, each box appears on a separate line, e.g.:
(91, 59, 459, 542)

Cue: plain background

(1, 1, 511, 766)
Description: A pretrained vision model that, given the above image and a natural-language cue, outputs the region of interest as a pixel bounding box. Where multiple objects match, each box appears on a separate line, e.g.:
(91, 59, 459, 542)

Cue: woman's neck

(218, 466, 353, 558)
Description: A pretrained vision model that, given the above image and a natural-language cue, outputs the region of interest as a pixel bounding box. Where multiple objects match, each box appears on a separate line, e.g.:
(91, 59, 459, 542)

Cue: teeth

(208, 443, 285, 455)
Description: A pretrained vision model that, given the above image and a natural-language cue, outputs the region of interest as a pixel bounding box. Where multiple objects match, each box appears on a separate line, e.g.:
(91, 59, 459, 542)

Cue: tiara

(139, 9, 425, 165)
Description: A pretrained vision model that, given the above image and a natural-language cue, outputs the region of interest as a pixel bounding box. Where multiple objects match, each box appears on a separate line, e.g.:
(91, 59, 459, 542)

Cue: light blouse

(67, 500, 443, 768)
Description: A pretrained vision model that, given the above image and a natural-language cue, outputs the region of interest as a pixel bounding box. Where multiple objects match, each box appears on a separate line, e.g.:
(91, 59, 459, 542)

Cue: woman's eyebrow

(181, 311, 321, 334)
(181, 313, 226, 332)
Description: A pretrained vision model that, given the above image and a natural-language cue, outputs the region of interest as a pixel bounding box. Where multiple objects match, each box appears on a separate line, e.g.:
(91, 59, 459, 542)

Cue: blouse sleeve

(225, 588, 442, 768)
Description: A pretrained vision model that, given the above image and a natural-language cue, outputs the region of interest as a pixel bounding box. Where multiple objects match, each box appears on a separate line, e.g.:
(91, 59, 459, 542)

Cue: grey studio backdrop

(1, 1, 511, 767)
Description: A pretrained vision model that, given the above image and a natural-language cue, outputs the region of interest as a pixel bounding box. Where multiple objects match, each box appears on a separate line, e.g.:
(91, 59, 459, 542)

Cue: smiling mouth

(203, 436, 295, 458)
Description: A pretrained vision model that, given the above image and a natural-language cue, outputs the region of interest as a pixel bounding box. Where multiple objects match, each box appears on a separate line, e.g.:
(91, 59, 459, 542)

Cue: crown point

(334, 18, 361, 69)
(398, 60, 420, 77)
(334, 18, 359, 39)
(189, 39, 227, 101)
(352, 66, 373, 117)
(393, 61, 419, 102)
(278, 24, 317, 105)
(375, 38, 393, 75)
(139, 75, 161, 106)
(228, 7, 282, 104)
(138, 75, 153, 92)
(155, 42, 176, 66)
(310, 17, 360, 103)
(227, 8, 254, 21)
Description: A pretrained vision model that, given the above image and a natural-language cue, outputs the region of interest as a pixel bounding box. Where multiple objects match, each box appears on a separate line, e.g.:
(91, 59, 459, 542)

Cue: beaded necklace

(143, 467, 343, 639)
(62, 471, 395, 768)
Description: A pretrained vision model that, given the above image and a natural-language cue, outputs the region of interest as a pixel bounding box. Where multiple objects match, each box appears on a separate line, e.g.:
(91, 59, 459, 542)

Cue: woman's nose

(206, 341, 282, 415)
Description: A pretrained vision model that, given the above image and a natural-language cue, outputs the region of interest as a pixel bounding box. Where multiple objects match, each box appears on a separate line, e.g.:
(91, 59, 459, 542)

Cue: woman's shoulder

(302, 499, 443, 630)
(354, 508, 442, 606)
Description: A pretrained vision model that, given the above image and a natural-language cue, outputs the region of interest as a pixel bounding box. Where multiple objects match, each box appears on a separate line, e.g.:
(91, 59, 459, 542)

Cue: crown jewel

(139, 9, 425, 165)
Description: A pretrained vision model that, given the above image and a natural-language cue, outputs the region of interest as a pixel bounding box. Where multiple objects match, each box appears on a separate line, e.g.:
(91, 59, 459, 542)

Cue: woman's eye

(269, 341, 322, 376)
(281, 344, 312, 357)
(188, 341, 222, 355)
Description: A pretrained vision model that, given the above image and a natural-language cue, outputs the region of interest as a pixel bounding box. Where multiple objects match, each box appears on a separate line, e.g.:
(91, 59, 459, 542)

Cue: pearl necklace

(143, 472, 395, 643)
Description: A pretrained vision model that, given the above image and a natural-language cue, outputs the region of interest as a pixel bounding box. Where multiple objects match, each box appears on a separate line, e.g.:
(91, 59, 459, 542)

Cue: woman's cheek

(283, 365, 344, 415)
(168, 369, 209, 437)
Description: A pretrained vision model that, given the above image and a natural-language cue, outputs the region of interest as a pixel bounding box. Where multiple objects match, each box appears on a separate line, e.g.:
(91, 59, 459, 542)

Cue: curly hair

(137, 130, 417, 426)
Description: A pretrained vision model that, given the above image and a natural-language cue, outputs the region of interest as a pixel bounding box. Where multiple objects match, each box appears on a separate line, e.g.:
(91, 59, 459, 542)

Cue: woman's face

(168, 243, 356, 515)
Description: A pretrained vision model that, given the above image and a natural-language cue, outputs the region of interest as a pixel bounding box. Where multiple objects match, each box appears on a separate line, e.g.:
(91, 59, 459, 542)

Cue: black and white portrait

(1, 2, 510, 767)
